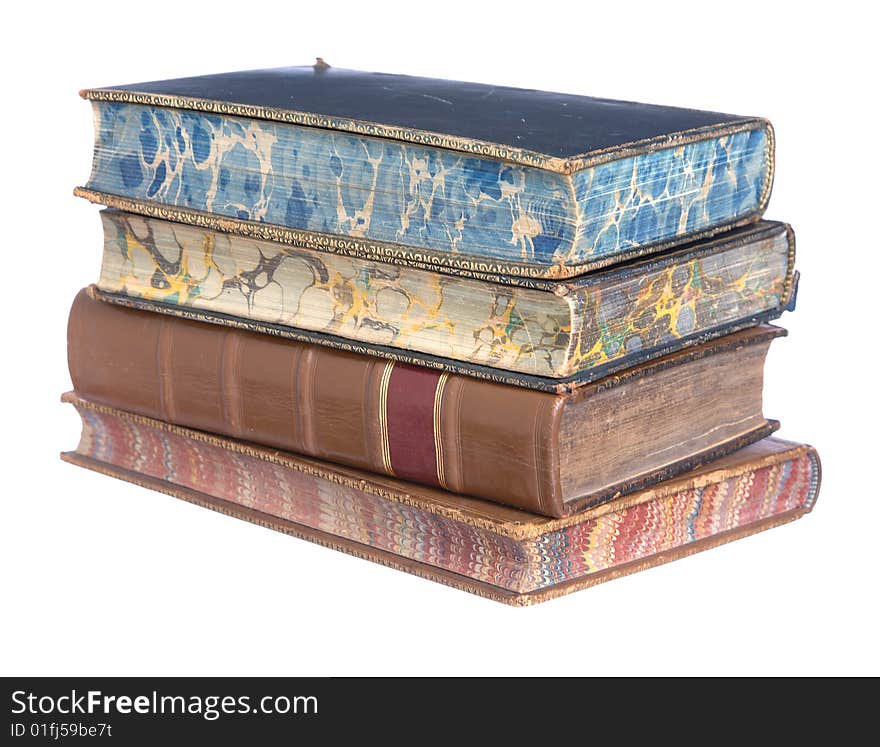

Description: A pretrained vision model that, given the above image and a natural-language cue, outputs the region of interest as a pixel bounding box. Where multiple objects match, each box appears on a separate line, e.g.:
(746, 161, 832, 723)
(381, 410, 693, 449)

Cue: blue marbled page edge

(83, 102, 771, 278)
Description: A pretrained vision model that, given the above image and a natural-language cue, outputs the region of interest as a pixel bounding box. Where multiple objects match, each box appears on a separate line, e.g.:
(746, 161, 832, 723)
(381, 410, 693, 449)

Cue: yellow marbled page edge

(97, 211, 573, 378)
(97, 212, 792, 380)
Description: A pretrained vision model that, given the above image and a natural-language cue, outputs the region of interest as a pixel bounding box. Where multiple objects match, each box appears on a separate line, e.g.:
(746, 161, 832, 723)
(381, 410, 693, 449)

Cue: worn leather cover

(68, 288, 779, 517)
(82, 64, 756, 163)
(79, 64, 774, 281)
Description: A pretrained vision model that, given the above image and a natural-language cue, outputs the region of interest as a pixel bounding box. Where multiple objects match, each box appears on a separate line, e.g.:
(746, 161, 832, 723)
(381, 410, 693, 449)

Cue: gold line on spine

(433, 372, 450, 490)
(378, 361, 396, 476)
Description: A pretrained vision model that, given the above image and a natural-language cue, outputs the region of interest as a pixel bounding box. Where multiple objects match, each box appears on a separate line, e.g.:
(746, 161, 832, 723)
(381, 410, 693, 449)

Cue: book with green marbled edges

(97, 210, 795, 389)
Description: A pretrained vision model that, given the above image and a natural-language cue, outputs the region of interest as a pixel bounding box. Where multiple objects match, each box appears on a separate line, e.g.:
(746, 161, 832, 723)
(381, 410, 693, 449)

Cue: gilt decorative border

(81, 87, 770, 176)
(75, 188, 774, 284)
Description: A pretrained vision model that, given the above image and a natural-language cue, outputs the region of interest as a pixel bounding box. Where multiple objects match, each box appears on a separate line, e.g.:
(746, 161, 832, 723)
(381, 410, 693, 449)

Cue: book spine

(67, 289, 566, 516)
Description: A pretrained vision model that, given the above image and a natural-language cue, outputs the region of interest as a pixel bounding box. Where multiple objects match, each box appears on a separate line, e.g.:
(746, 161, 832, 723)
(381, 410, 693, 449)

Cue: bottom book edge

(60, 450, 810, 607)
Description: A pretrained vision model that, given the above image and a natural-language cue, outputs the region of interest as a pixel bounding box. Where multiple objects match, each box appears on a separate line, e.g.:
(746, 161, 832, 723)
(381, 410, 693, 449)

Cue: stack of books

(64, 62, 821, 605)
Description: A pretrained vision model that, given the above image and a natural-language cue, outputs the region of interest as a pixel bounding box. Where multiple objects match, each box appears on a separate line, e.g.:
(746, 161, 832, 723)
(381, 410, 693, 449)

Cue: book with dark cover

(97, 211, 795, 386)
(68, 288, 782, 517)
(76, 63, 774, 280)
(62, 394, 821, 606)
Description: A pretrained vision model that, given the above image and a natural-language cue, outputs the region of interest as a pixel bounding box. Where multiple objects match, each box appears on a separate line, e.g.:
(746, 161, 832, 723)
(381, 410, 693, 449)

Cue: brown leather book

(68, 287, 781, 517)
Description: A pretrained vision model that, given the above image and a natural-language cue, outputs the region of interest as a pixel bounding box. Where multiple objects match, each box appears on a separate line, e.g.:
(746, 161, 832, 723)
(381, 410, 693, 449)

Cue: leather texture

(68, 288, 564, 513)
(68, 289, 777, 517)
(95, 65, 748, 159)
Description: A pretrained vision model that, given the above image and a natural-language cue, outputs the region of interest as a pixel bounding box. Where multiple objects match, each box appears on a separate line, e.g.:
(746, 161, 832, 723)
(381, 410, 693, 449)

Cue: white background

(1, 0, 877, 676)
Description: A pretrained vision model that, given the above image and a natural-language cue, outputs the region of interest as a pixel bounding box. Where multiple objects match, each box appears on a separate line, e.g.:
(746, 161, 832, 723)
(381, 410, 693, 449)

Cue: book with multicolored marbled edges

(76, 61, 775, 281)
(62, 392, 821, 605)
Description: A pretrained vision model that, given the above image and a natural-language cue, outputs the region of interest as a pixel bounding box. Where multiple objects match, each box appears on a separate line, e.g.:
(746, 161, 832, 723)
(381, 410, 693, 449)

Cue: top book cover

(78, 62, 773, 280)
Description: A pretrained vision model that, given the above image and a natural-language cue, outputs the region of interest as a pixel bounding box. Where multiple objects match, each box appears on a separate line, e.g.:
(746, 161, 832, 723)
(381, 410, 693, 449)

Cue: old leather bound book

(62, 394, 822, 605)
(76, 63, 773, 280)
(96, 211, 795, 388)
(68, 288, 782, 517)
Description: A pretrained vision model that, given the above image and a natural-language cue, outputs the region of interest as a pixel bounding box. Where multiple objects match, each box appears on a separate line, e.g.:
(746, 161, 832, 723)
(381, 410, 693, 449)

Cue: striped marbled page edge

(59, 450, 814, 606)
(61, 392, 819, 541)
